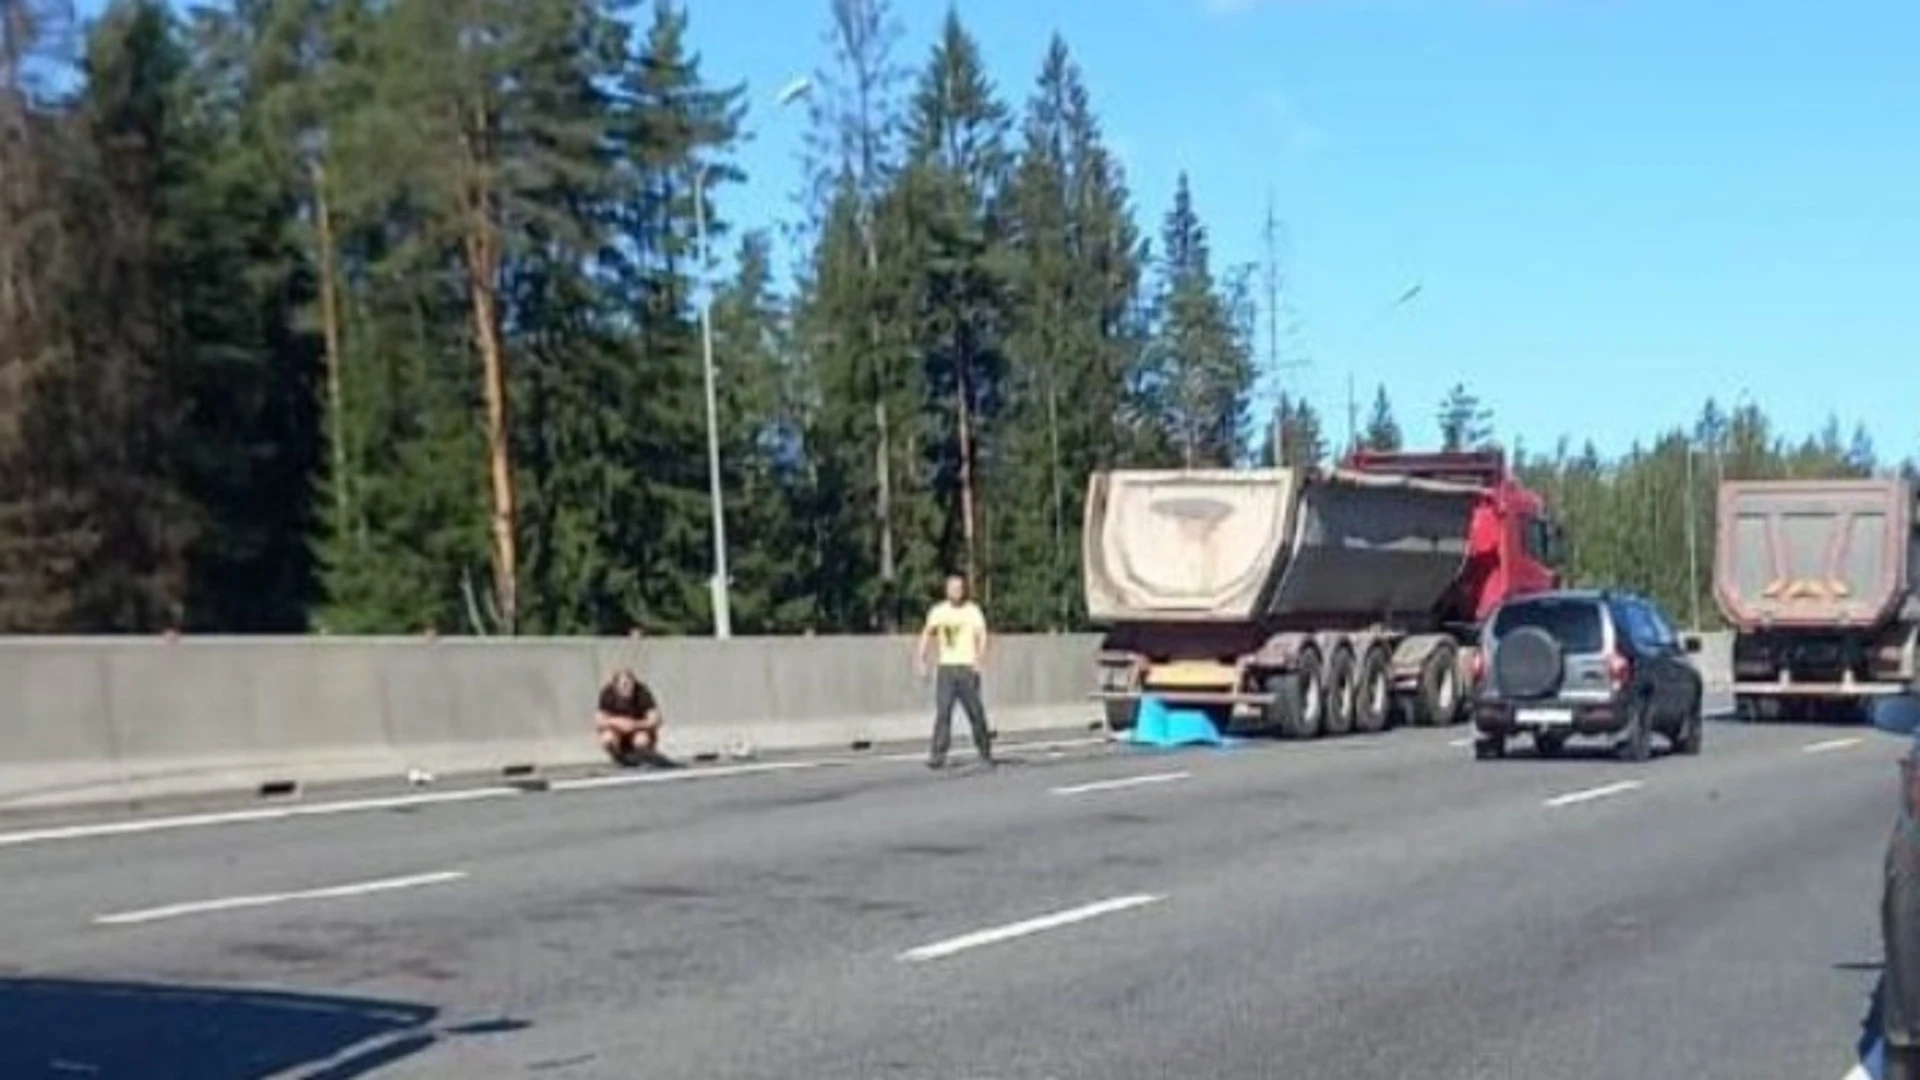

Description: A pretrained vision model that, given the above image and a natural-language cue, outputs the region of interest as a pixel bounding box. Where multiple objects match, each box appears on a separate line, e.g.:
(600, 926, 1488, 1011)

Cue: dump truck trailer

(1714, 477, 1920, 721)
(1085, 450, 1562, 737)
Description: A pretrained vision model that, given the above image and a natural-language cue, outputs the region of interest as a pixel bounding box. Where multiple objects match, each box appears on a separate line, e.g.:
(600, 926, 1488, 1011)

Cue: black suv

(1470, 589, 1706, 761)
(1869, 698, 1920, 1079)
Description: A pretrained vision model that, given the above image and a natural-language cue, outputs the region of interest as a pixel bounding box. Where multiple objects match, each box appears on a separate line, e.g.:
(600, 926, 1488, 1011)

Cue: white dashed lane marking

(95, 870, 467, 926)
(898, 894, 1165, 962)
(1050, 772, 1190, 796)
(1543, 779, 1644, 808)
(1804, 737, 1865, 754)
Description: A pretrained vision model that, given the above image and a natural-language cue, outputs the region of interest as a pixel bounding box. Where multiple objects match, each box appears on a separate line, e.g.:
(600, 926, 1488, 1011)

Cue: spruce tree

(1140, 173, 1252, 468)
(1437, 382, 1493, 452)
(1360, 384, 1403, 452)
(902, 9, 1012, 592)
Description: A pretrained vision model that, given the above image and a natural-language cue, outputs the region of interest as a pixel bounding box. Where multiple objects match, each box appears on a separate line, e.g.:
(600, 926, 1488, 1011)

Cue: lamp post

(694, 76, 814, 640)
(1685, 440, 1700, 629)
(1323, 282, 1423, 457)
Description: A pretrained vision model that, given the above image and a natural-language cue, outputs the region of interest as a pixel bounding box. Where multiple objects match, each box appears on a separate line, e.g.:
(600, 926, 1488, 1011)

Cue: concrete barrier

(0, 634, 1107, 812)
(0, 630, 1742, 813)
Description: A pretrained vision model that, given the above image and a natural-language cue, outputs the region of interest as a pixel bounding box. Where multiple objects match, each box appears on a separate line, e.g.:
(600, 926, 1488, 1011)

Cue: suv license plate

(1516, 707, 1573, 725)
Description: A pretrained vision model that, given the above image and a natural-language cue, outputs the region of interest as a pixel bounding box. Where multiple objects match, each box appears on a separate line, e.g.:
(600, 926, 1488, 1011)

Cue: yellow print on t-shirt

(926, 601, 985, 667)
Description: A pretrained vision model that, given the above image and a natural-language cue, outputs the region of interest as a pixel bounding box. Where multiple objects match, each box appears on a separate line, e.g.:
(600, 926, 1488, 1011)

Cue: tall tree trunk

(1045, 369, 1064, 626)
(310, 156, 349, 545)
(459, 90, 516, 634)
(466, 229, 516, 633)
(956, 347, 976, 588)
(860, 218, 894, 625)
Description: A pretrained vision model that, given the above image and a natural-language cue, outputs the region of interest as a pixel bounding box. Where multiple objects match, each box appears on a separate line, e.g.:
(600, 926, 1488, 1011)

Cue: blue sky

(695, 0, 1920, 460)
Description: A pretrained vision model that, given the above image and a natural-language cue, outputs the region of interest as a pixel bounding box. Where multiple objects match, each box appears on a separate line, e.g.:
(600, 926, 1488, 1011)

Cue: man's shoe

(926, 759, 947, 770)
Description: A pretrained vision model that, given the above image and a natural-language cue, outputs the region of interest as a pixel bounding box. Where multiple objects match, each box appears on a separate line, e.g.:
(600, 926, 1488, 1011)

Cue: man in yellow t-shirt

(915, 574, 993, 769)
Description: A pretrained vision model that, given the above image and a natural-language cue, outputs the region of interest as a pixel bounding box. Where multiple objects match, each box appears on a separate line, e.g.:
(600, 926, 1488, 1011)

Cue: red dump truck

(1085, 450, 1563, 737)
(1715, 477, 1920, 721)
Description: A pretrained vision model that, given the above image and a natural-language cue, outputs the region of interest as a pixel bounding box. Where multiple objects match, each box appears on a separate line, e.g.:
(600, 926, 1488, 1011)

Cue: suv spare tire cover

(1495, 625, 1564, 699)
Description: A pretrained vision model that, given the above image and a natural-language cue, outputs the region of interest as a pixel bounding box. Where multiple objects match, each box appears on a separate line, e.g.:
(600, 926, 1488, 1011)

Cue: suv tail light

(1607, 652, 1631, 692)
(1467, 648, 1486, 687)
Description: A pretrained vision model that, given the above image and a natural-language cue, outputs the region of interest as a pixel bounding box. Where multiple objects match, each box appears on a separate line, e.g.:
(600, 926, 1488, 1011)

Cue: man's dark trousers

(1886, 811, 1920, 1080)
(930, 664, 992, 766)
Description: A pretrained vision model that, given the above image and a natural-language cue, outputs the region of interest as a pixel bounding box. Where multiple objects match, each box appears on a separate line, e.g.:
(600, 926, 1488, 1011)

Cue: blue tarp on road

(1125, 696, 1238, 749)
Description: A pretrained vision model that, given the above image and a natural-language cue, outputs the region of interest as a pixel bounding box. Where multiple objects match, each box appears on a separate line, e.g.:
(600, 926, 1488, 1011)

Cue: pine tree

(1846, 423, 1876, 477)
(995, 33, 1144, 629)
(57, 0, 205, 629)
(799, 0, 910, 628)
(0, 0, 90, 630)
(158, 0, 327, 630)
(342, 0, 626, 632)
(1273, 394, 1326, 468)
(711, 230, 812, 632)
(902, 9, 1011, 592)
(1141, 172, 1251, 468)
(1437, 382, 1493, 452)
(1360, 384, 1402, 452)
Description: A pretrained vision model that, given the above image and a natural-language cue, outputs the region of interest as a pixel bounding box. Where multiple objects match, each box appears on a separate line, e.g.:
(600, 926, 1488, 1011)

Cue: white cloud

(1262, 91, 1329, 155)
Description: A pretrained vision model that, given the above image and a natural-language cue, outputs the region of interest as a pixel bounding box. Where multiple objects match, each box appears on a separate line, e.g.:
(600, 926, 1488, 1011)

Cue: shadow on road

(0, 976, 496, 1079)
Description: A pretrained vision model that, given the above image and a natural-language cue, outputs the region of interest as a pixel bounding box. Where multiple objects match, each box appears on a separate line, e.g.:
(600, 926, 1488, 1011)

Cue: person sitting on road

(596, 668, 667, 767)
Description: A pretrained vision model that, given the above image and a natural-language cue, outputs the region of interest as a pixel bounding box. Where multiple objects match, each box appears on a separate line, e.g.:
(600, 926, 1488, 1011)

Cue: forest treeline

(0, 0, 1907, 637)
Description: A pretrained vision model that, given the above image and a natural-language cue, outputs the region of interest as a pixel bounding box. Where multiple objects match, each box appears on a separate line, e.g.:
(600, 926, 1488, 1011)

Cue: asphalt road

(0, 719, 1899, 1080)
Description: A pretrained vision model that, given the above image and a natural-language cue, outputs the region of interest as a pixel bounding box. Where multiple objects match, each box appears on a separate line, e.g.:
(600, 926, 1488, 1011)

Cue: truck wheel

(1322, 644, 1357, 736)
(1264, 651, 1323, 739)
(1104, 699, 1139, 733)
(1414, 642, 1461, 727)
(1353, 646, 1393, 734)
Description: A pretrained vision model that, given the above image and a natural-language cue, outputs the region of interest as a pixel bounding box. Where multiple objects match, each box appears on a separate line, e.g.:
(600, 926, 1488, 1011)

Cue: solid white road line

(1050, 771, 1190, 796)
(1805, 737, 1866, 754)
(94, 870, 467, 926)
(0, 788, 521, 851)
(1448, 738, 1475, 748)
(1543, 779, 1644, 808)
(872, 736, 1109, 765)
(549, 761, 820, 791)
(0, 736, 1118, 852)
(898, 893, 1165, 962)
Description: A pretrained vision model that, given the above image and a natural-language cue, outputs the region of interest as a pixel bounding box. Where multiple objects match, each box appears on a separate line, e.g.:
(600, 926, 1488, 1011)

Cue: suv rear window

(1491, 598, 1606, 654)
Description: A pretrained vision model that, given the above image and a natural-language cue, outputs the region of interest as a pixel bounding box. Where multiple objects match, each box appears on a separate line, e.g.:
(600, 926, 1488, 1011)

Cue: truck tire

(1264, 648, 1323, 739)
(1104, 698, 1139, 733)
(1413, 642, 1461, 727)
(1322, 643, 1357, 736)
(1353, 646, 1393, 734)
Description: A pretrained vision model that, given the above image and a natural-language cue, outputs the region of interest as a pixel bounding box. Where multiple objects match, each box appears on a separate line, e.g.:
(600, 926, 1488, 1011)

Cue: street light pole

(692, 164, 731, 639)
(693, 76, 815, 640)
(1684, 440, 1700, 630)
(1342, 282, 1422, 455)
